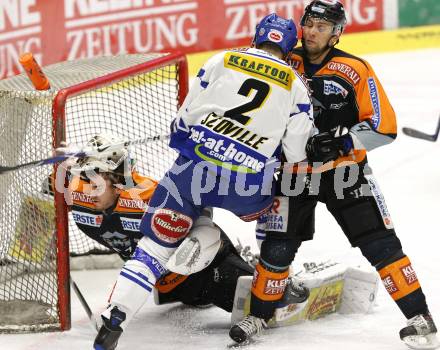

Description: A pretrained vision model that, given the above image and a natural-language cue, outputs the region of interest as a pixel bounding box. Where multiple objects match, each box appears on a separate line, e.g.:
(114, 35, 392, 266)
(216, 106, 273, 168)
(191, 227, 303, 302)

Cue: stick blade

(402, 127, 436, 142)
(402, 116, 440, 142)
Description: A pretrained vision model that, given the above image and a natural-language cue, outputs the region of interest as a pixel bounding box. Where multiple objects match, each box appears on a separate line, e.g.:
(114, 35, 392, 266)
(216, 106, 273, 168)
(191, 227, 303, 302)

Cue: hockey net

(0, 52, 188, 332)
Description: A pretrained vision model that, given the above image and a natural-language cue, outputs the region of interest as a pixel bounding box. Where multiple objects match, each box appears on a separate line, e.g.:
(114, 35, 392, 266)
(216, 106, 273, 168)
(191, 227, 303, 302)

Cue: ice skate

(400, 313, 439, 350)
(94, 306, 126, 350)
(229, 315, 267, 344)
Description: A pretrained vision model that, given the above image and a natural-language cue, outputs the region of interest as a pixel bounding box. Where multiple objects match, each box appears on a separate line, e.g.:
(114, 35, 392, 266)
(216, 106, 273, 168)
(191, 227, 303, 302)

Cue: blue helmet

(253, 13, 298, 56)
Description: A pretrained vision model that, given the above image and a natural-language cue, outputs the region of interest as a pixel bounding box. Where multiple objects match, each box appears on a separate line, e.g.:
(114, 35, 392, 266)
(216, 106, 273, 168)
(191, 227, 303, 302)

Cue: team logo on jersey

(118, 198, 147, 210)
(268, 29, 283, 43)
(72, 210, 102, 227)
(71, 191, 93, 204)
(101, 231, 132, 252)
(264, 196, 289, 232)
(367, 78, 381, 129)
(224, 52, 293, 90)
(151, 209, 192, 244)
(189, 121, 266, 174)
(366, 175, 393, 229)
(323, 80, 348, 98)
(330, 102, 348, 110)
(120, 217, 142, 232)
(327, 61, 360, 85)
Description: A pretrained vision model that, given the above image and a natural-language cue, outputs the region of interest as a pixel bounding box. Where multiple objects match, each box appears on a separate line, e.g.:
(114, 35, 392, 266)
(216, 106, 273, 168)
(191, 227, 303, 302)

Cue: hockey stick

(0, 134, 170, 175)
(70, 277, 99, 331)
(402, 116, 440, 142)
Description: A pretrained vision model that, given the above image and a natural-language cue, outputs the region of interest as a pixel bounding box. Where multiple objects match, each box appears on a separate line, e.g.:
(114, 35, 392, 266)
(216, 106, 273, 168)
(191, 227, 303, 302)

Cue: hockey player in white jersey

(94, 13, 314, 349)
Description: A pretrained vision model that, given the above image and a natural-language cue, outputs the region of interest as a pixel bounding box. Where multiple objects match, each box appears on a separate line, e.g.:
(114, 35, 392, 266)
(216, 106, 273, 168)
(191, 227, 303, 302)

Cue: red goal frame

(51, 52, 188, 330)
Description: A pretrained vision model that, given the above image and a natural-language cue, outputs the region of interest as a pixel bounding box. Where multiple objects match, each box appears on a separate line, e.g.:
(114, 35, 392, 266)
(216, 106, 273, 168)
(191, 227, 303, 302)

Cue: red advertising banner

(0, 0, 384, 80)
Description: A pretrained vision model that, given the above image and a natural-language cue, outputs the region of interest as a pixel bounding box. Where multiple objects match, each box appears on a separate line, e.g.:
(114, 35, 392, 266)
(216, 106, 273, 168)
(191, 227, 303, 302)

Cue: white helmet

(70, 133, 133, 179)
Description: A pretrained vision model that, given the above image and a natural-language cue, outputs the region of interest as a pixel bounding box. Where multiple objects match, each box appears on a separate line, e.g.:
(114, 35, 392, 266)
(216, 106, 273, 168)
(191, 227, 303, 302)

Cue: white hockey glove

(166, 208, 221, 275)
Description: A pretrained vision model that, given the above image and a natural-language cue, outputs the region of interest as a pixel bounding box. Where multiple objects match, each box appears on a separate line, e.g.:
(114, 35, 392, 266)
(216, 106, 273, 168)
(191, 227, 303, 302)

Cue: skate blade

(403, 333, 440, 350)
(227, 338, 259, 348)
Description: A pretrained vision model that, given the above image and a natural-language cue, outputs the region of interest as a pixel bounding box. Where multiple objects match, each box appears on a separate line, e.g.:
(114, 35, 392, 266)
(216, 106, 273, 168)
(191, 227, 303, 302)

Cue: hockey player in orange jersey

(58, 133, 257, 314)
(230, 2, 439, 349)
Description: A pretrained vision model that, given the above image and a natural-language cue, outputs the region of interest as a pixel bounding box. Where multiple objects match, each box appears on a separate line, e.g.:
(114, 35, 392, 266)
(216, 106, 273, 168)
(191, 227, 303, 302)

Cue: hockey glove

(306, 126, 353, 163)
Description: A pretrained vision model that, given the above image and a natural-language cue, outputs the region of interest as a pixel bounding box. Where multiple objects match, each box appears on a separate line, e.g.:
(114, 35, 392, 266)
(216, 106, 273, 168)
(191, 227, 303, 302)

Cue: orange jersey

(290, 47, 397, 171)
(68, 172, 158, 260)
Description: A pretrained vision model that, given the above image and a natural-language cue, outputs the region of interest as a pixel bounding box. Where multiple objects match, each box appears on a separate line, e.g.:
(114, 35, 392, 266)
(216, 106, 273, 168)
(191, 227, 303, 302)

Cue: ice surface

(2, 48, 439, 350)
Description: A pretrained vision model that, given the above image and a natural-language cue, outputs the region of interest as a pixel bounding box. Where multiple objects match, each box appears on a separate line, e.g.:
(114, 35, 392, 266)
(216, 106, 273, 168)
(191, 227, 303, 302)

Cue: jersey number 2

(224, 78, 270, 125)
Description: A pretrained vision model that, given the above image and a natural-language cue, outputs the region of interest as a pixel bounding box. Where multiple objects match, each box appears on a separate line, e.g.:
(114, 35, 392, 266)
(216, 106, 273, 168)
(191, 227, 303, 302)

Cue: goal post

(0, 52, 188, 332)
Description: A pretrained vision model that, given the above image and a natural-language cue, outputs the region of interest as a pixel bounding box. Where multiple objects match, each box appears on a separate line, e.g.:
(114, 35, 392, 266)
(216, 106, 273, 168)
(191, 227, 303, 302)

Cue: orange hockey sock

(379, 256, 421, 301)
(251, 262, 289, 302)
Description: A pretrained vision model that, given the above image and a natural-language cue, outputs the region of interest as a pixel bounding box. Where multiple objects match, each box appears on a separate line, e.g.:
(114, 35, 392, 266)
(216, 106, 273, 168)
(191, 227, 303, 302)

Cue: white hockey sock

(102, 259, 157, 329)
(102, 237, 176, 329)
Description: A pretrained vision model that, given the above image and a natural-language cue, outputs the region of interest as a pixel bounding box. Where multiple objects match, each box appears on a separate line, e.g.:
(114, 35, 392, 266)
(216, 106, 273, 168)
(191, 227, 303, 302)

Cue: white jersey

(170, 47, 314, 184)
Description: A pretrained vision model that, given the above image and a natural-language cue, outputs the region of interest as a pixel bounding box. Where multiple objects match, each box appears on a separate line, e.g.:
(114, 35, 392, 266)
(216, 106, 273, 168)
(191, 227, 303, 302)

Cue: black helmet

(301, 0, 347, 35)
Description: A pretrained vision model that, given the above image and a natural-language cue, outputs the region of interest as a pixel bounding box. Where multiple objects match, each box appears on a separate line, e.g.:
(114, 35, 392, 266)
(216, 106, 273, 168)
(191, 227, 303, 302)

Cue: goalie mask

(70, 133, 134, 183)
